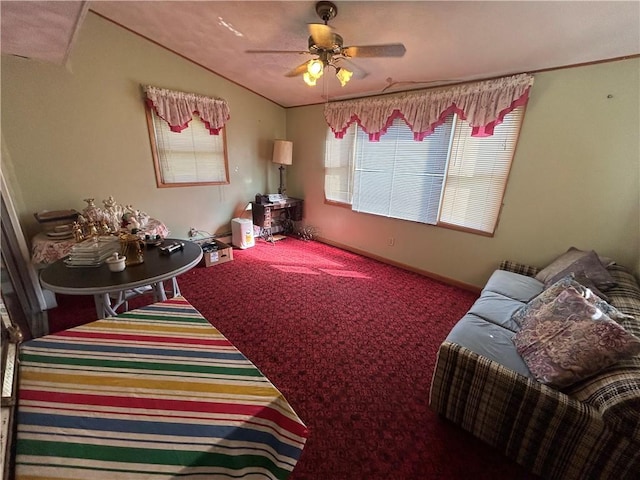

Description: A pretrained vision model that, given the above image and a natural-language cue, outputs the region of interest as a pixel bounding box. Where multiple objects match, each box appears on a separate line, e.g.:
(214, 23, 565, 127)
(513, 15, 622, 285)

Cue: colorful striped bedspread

(15, 296, 308, 479)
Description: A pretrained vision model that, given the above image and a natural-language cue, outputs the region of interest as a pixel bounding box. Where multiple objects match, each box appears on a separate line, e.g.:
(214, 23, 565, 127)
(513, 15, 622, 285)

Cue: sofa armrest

(429, 341, 640, 480)
(564, 264, 640, 442)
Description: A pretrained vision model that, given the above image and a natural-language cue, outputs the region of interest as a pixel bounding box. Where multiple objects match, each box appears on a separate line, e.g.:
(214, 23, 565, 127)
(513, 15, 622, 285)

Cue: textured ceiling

(1, 1, 88, 64)
(2, 1, 639, 107)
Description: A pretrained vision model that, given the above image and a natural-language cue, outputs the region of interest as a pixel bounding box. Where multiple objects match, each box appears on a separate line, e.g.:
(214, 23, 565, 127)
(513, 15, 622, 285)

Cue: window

(324, 108, 524, 235)
(145, 105, 229, 188)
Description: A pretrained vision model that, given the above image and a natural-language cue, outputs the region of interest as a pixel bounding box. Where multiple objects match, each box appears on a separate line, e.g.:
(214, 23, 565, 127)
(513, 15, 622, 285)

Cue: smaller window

(145, 105, 230, 188)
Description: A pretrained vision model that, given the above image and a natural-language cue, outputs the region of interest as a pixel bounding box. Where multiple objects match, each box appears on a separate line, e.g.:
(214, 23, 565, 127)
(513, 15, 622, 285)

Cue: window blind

(353, 117, 453, 224)
(324, 124, 356, 203)
(438, 107, 524, 233)
(322, 108, 524, 235)
(151, 110, 228, 184)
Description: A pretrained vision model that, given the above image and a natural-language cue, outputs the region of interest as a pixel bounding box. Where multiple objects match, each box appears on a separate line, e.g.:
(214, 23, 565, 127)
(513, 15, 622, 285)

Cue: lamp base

(278, 165, 286, 195)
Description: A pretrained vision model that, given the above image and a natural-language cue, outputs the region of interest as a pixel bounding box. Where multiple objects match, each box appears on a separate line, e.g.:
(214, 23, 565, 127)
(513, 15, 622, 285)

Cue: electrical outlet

(387, 237, 395, 247)
(188, 227, 197, 238)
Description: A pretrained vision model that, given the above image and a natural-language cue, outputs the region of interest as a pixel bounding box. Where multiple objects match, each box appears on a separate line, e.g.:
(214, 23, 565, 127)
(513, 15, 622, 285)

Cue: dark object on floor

(295, 224, 317, 241)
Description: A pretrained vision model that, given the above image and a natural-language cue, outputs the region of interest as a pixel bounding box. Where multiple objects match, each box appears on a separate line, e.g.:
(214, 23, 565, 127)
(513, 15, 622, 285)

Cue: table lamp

(272, 140, 293, 195)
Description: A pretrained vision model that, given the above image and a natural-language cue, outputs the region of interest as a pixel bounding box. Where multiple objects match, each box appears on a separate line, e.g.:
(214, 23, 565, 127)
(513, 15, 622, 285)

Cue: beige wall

(1, 13, 286, 241)
(287, 58, 640, 288)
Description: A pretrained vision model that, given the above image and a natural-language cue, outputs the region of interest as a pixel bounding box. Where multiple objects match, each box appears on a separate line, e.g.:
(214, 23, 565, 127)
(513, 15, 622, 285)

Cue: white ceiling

(0, 1, 88, 65)
(2, 1, 639, 108)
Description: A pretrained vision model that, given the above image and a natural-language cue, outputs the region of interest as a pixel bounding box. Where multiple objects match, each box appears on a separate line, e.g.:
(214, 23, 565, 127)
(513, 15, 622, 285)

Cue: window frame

(145, 104, 230, 189)
(323, 108, 525, 237)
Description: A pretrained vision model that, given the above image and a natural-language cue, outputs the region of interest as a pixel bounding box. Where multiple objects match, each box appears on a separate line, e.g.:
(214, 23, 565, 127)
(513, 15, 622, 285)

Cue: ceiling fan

(246, 1, 406, 87)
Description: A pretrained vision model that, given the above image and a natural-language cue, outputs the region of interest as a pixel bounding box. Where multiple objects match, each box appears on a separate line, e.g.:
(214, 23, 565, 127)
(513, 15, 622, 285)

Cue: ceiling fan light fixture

(307, 59, 324, 76)
(335, 67, 353, 87)
(303, 59, 324, 86)
(303, 72, 317, 86)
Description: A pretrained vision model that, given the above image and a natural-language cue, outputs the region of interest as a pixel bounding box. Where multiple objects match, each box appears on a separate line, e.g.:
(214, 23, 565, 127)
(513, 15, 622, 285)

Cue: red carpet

(47, 238, 538, 479)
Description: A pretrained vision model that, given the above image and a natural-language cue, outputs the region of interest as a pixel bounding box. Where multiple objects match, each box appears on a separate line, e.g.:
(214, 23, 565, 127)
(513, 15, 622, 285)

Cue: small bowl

(106, 255, 127, 272)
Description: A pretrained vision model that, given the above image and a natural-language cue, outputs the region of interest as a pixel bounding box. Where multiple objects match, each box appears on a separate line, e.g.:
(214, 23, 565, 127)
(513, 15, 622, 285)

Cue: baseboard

(316, 236, 482, 294)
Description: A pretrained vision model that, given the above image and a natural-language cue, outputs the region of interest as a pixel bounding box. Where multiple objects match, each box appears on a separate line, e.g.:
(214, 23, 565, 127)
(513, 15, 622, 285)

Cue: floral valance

(324, 73, 534, 141)
(144, 85, 230, 135)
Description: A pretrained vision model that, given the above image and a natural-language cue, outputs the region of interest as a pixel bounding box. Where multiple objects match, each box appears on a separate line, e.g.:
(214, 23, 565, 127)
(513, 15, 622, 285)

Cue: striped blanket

(16, 297, 308, 479)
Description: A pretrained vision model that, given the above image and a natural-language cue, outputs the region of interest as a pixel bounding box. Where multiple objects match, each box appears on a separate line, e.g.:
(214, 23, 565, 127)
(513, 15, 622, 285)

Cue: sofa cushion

(468, 291, 524, 332)
(483, 270, 544, 303)
(446, 313, 533, 378)
(513, 286, 640, 388)
(535, 248, 616, 291)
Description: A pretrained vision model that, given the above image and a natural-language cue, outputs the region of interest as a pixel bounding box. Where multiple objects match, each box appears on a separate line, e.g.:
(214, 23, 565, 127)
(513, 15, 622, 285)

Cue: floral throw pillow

(513, 286, 640, 388)
(512, 274, 631, 328)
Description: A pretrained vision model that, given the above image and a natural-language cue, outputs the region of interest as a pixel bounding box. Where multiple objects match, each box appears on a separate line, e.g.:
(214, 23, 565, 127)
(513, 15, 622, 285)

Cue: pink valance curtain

(324, 73, 534, 141)
(144, 85, 230, 135)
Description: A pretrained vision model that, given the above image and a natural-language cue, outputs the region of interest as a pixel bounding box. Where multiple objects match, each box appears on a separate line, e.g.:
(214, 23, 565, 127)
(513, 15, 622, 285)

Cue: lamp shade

(272, 140, 293, 166)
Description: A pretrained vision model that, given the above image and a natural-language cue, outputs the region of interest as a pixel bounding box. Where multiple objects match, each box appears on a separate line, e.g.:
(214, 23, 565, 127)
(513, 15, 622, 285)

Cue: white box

(231, 218, 254, 249)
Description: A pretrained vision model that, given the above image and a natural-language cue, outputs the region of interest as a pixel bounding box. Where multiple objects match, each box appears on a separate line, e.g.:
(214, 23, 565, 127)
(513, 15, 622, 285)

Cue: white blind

(353, 117, 453, 224)
(324, 125, 356, 203)
(322, 108, 524, 235)
(438, 107, 524, 233)
(151, 110, 228, 184)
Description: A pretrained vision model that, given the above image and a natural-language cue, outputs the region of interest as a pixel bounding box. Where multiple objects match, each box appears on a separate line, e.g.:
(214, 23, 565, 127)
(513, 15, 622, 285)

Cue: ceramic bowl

(106, 255, 127, 272)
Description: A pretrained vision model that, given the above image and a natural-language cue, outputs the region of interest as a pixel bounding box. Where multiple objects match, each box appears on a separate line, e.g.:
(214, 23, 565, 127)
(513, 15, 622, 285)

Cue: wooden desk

(251, 198, 303, 240)
(39, 239, 202, 318)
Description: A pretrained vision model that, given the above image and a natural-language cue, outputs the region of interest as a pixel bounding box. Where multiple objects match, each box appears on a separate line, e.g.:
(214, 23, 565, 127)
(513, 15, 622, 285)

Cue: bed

(15, 296, 308, 479)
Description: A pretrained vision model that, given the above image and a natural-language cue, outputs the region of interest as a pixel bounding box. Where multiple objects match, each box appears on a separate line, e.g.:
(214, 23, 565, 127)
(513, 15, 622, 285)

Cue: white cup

(106, 253, 127, 272)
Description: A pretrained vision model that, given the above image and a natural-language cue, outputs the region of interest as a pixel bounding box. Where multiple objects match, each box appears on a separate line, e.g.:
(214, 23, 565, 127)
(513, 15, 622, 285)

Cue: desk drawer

(263, 207, 272, 227)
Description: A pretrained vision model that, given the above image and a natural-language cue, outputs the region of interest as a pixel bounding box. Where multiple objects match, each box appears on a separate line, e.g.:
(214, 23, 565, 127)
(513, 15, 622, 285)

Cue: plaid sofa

(429, 261, 640, 480)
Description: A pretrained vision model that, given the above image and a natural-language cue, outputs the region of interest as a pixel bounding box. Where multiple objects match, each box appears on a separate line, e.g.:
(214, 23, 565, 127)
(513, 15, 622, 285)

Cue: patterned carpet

(48, 238, 538, 479)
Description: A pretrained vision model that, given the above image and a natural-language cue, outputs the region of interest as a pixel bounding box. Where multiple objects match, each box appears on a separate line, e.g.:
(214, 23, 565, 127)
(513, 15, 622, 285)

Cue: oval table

(40, 239, 202, 318)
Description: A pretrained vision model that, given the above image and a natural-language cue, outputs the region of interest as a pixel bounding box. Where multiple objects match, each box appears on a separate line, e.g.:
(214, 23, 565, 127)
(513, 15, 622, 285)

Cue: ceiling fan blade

(333, 57, 368, 80)
(285, 61, 311, 77)
(342, 43, 406, 58)
(245, 49, 310, 55)
(308, 23, 335, 49)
